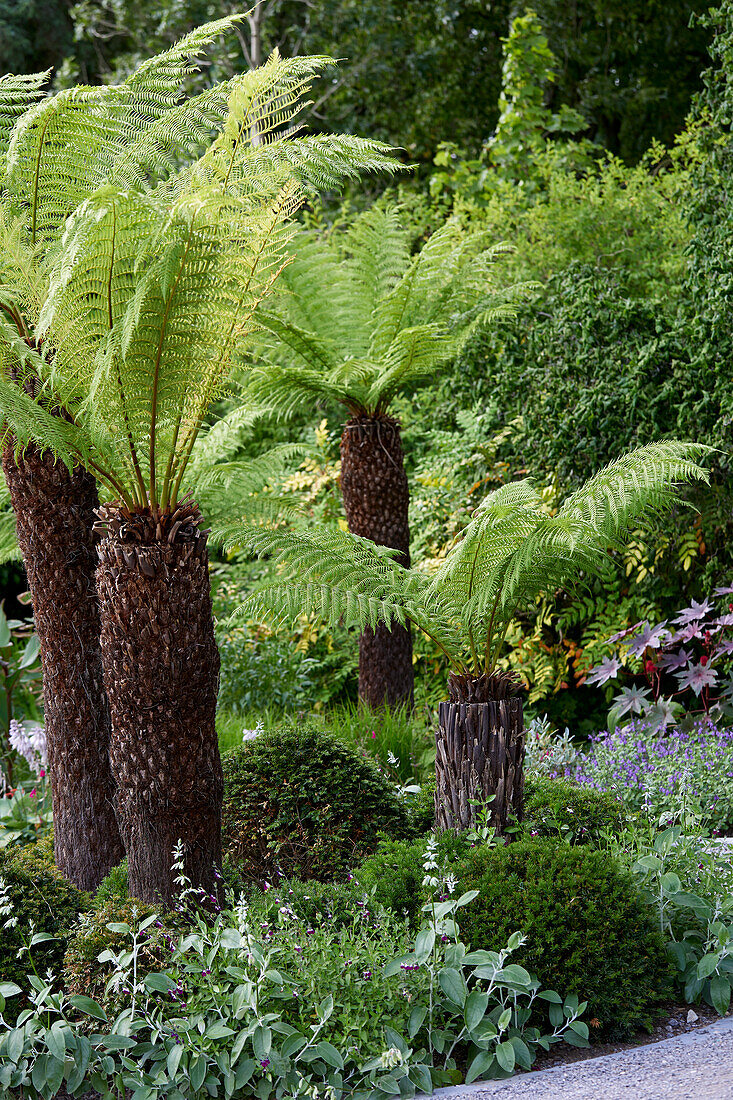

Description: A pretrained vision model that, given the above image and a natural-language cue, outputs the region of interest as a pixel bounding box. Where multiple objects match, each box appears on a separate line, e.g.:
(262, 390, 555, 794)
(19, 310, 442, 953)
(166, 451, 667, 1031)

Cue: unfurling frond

(218, 443, 711, 684)
(243, 208, 533, 417)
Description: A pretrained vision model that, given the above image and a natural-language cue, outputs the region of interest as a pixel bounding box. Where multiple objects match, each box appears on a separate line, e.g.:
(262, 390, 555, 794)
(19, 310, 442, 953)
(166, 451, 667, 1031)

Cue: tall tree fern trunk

(1, 443, 124, 890)
(340, 414, 414, 709)
(95, 503, 223, 905)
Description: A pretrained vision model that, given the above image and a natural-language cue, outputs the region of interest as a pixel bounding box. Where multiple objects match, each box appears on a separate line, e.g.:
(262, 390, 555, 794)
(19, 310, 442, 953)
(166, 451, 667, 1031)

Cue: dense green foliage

(0, 838, 88, 1022)
(61, 899, 178, 1019)
(54, 0, 711, 164)
(354, 832, 468, 928)
(220, 727, 410, 883)
(456, 839, 673, 1038)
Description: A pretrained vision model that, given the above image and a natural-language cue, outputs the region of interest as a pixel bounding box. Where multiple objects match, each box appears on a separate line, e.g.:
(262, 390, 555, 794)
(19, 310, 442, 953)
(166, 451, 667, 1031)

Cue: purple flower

(586, 656, 622, 686)
(675, 663, 718, 696)
(714, 613, 733, 628)
(714, 585, 733, 596)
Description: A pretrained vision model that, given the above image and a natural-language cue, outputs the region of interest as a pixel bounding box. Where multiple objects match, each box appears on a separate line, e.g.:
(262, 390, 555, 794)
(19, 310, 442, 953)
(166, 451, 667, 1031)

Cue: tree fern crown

(0, 32, 402, 514)
(245, 207, 538, 418)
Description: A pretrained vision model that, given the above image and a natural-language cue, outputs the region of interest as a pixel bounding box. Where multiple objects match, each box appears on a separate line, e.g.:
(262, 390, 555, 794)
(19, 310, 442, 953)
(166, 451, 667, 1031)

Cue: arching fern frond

(214, 442, 711, 684)
(0, 71, 49, 162)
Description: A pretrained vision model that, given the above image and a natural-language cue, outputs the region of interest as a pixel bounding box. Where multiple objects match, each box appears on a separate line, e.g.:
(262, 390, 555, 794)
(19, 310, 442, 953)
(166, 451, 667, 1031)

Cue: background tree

(245, 207, 530, 707)
(0, 45, 398, 903)
(57, 0, 711, 165)
(0, 17, 281, 890)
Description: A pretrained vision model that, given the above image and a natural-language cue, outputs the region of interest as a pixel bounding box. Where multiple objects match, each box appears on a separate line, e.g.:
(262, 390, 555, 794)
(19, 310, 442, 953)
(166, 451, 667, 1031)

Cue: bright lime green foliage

(220, 442, 710, 683)
(0, 23, 400, 513)
(245, 205, 534, 419)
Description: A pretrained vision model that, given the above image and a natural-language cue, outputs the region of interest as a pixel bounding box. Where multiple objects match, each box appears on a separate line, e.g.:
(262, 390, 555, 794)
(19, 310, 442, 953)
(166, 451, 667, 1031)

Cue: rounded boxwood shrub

(522, 776, 627, 844)
(456, 838, 672, 1038)
(94, 859, 129, 907)
(355, 832, 469, 928)
(0, 837, 89, 1022)
(221, 727, 411, 883)
(405, 779, 436, 836)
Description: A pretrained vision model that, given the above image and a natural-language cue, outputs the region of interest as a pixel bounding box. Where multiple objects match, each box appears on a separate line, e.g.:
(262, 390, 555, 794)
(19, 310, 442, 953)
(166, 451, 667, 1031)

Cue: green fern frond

(0, 71, 49, 162)
(218, 443, 712, 685)
(245, 211, 528, 417)
(0, 480, 19, 564)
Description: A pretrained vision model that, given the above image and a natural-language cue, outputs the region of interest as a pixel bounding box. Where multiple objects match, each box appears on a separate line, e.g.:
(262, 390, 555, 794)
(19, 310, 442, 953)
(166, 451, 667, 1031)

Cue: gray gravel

(430, 1017, 733, 1100)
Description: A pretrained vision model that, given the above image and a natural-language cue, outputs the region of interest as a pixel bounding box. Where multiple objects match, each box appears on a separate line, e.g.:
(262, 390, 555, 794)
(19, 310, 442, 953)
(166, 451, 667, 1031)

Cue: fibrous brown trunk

(95, 502, 223, 906)
(1, 443, 124, 890)
(435, 693, 525, 835)
(340, 414, 414, 709)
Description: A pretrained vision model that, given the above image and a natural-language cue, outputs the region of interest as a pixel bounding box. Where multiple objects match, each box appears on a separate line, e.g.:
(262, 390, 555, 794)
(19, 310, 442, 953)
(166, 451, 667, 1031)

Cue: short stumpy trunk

(95, 503, 223, 905)
(2, 443, 124, 889)
(340, 414, 414, 709)
(435, 674, 525, 834)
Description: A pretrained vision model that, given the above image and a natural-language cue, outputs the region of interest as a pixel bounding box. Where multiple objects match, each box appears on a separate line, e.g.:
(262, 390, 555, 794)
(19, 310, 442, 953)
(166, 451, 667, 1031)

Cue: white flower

(380, 1047, 404, 1069)
(242, 721, 264, 743)
(8, 719, 47, 774)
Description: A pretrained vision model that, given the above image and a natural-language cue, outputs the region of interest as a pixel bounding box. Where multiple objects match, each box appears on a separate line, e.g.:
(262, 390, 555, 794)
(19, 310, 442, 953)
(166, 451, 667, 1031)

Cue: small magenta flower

(260, 1058, 270, 1069)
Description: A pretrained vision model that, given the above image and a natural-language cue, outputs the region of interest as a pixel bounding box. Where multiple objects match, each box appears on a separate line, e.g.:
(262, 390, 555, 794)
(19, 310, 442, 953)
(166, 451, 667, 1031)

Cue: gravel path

(431, 1017, 733, 1100)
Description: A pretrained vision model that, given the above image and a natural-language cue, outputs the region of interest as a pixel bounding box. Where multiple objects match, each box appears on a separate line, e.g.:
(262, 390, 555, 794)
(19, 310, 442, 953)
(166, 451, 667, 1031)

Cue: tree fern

(0, 41, 400, 514)
(246, 209, 534, 416)
(217, 442, 711, 688)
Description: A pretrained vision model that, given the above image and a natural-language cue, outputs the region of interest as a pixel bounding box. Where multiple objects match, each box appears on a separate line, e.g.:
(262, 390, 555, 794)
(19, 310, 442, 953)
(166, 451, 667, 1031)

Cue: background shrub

(221, 727, 411, 884)
(0, 838, 88, 1022)
(456, 838, 672, 1038)
(522, 776, 628, 844)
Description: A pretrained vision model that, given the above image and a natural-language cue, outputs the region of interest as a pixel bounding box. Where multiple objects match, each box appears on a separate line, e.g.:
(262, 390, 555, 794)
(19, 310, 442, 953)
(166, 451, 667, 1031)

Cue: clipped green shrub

(405, 779, 436, 836)
(221, 727, 411, 884)
(457, 838, 672, 1038)
(62, 899, 181, 1018)
(0, 839, 89, 1022)
(522, 776, 627, 844)
(94, 859, 129, 907)
(355, 832, 469, 928)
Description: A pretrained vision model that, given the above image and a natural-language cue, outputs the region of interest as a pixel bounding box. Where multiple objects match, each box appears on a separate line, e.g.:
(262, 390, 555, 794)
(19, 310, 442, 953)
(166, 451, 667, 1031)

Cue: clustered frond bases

(217, 442, 711, 693)
(245, 207, 537, 419)
(0, 33, 401, 518)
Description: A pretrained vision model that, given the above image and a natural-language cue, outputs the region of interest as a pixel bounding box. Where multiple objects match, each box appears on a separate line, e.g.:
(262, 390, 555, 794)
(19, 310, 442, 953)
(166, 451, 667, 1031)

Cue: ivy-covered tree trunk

(95, 503, 223, 905)
(435, 673, 525, 834)
(1, 443, 124, 890)
(340, 413, 414, 709)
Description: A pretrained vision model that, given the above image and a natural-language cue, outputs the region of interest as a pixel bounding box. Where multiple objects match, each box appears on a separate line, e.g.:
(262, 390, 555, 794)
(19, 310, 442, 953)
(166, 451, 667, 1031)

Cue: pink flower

(29, 789, 36, 798)
(371, 732, 376, 739)
(38, 770, 45, 779)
